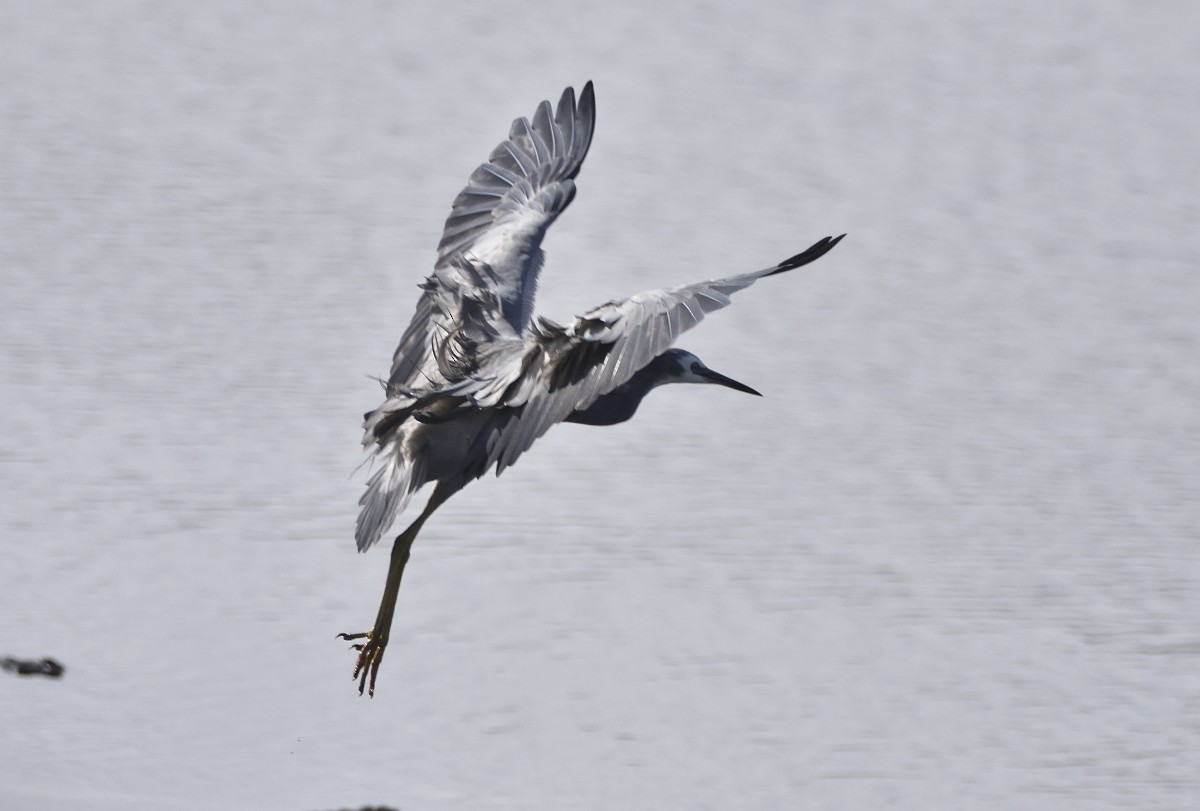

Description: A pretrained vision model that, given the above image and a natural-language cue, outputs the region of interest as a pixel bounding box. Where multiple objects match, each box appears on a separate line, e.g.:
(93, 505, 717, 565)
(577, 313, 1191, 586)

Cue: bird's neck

(563, 360, 670, 426)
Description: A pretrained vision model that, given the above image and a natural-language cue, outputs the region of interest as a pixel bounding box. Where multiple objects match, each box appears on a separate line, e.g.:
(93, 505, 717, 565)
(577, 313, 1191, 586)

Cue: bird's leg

(338, 484, 450, 697)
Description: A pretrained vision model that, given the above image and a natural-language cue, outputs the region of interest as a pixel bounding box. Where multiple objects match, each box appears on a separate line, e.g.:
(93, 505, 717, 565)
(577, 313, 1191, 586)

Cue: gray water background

(1, 1, 1197, 809)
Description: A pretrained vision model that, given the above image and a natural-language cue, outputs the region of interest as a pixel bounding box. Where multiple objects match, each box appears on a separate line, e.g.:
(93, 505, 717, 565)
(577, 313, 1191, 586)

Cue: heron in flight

(340, 82, 844, 696)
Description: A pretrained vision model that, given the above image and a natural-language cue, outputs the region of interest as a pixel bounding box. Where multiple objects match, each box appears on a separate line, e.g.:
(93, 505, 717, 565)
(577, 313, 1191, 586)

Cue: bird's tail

(355, 447, 418, 552)
(356, 398, 426, 552)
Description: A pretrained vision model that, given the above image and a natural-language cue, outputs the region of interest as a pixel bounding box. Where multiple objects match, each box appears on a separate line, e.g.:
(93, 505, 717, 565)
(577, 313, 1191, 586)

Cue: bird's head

(657, 349, 761, 396)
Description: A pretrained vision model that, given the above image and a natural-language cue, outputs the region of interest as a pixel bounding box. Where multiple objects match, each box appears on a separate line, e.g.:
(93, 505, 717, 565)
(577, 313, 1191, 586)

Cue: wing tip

(562, 80, 597, 178)
(770, 233, 846, 275)
(579, 79, 596, 128)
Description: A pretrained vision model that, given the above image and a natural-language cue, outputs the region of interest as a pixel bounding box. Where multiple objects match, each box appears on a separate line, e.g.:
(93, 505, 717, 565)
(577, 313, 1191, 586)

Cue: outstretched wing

(466, 235, 846, 477)
(385, 82, 597, 392)
(436, 81, 596, 273)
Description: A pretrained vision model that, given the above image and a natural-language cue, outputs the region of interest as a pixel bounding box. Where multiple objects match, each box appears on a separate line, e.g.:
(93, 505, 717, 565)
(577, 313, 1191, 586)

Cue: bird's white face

(667, 350, 762, 396)
(671, 351, 716, 384)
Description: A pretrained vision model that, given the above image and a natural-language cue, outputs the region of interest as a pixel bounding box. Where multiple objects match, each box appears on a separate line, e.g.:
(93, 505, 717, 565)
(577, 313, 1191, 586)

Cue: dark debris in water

(2, 656, 66, 678)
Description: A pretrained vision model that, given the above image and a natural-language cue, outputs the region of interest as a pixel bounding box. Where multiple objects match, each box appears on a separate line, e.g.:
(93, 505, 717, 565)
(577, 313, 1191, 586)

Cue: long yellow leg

(338, 483, 450, 697)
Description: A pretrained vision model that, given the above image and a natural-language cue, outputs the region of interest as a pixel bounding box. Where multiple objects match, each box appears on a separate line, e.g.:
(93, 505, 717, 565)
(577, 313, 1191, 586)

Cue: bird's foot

(336, 630, 386, 697)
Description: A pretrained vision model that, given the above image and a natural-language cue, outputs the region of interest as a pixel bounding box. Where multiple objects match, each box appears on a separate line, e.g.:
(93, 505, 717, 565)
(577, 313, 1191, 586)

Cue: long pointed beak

(696, 367, 762, 396)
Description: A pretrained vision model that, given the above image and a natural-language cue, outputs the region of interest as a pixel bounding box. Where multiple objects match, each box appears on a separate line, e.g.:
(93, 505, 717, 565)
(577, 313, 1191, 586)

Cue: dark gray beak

(697, 366, 762, 396)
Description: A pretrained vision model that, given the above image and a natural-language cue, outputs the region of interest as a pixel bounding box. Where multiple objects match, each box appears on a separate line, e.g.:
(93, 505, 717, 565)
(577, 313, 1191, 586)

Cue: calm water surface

(1, 2, 1197, 809)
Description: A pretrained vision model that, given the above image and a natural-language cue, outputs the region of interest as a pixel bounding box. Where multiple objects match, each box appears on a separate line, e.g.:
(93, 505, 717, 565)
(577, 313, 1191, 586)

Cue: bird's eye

(690, 363, 701, 373)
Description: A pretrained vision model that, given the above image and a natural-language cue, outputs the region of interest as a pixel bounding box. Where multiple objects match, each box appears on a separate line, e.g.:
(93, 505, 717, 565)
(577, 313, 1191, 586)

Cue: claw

(352, 641, 384, 697)
(340, 629, 385, 697)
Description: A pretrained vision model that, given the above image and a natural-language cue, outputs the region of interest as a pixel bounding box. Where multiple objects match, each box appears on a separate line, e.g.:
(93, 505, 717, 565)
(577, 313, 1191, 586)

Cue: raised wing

(437, 82, 596, 272)
(384, 83, 597, 393)
(467, 234, 846, 477)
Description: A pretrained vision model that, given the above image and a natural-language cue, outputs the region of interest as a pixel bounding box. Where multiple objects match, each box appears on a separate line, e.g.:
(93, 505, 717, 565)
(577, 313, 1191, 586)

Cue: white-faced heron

(339, 82, 844, 695)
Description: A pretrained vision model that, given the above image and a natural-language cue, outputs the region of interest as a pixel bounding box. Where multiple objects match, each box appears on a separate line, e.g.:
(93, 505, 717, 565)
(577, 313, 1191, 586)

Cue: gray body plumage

(355, 82, 843, 552)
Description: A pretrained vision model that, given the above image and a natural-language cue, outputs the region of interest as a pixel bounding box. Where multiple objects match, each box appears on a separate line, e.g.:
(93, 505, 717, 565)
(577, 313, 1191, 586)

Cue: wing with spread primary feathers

(385, 82, 597, 394)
